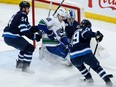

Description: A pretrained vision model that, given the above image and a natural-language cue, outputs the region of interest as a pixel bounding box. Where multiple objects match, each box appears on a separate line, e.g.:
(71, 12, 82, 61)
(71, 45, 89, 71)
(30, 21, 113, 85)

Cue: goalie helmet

(57, 7, 67, 17)
(80, 19, 92, 28)
(67, 9, 75, 19)
(19, 1, 30, 9)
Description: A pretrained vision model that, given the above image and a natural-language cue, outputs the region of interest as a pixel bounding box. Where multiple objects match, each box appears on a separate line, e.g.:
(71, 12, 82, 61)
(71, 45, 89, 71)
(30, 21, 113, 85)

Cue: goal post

(32, 0, 84, 24)
(31, 0, 84, 47)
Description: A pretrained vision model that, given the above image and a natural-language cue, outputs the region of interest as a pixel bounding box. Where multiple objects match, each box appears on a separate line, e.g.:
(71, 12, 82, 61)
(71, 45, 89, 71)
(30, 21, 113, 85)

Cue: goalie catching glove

(95, 31, 104, 42)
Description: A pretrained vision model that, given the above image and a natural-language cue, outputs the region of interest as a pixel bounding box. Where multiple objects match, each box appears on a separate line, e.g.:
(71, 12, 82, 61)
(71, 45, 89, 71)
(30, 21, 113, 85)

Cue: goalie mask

(67, 9, 75, 26)
(67, 9, 75, 19)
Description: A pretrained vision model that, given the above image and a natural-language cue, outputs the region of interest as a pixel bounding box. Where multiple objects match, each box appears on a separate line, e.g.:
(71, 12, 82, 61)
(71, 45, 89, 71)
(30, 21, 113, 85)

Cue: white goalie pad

(39, 44, 72, 66)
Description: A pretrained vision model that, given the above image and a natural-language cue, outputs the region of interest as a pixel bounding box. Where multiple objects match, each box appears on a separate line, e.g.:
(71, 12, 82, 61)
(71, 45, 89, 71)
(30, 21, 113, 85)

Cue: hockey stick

(54, 37, 65, 47)
(88, 41, 99, 71)
(48, 1, 52, 17)
(53, 0, 65, 16)
(88, 41, 113, 78)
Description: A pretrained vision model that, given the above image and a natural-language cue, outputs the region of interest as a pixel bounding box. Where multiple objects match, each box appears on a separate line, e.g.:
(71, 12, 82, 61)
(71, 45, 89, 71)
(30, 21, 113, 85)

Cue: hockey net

(31, 0, 84, 46)
(31, 0, 84, 25)
(31, 0, 108, 60)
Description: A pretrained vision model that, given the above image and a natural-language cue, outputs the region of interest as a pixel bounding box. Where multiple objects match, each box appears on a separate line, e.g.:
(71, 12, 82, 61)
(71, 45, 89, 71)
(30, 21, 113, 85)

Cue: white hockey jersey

(41, 16, 66, 47)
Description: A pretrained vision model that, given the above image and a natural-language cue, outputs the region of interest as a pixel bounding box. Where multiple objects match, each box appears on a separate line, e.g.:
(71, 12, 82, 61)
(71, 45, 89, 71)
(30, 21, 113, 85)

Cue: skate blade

(22, 69, 35, 74)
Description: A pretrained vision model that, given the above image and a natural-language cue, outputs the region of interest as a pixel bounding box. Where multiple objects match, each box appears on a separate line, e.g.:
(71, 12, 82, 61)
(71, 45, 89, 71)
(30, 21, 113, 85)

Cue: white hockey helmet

(67, 9, 75, 19)
(57, 7, 67, 17)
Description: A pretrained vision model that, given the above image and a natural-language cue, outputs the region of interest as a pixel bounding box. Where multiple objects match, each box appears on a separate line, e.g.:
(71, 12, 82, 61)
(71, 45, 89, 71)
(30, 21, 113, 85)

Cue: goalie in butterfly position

(38, 7, 72, 66)
(69, 19, 113, 87)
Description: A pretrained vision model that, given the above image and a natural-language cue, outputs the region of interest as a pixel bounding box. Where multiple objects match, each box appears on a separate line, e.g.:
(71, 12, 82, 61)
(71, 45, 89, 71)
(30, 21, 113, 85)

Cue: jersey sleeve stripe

(81, 29, 88, 38)
(20, 28, 29, 32)
(18, 24, 27, 28)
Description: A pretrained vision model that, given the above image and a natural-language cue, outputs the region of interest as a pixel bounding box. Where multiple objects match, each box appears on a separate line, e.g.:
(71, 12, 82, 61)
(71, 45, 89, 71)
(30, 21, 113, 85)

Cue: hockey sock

(18, 51, 24, 61)
(77, 64, 92, 79)
(94, 66, 112, 83)
(23, 51, 32, 65)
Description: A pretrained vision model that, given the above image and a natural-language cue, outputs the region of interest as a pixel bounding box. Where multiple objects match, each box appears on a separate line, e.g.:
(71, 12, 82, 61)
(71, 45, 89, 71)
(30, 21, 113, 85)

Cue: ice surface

(0, 3, 116, 87)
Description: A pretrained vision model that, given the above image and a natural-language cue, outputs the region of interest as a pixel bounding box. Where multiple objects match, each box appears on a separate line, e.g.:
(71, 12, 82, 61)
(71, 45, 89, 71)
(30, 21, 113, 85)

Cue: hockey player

(2, 1, 41, 72)
(64, 9, 79, 42)
(70, 19, 113, 86)
(38, 7, 72, 66)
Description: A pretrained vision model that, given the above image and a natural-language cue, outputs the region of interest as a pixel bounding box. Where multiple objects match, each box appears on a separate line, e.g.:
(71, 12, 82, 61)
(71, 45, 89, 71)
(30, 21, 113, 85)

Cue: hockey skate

(106, 81, 113, 87)
(84, 77, 94, 83)
(16, 60, 23, 69)
(104, 76, 113, 87)
(83, 73, 94, 83)
(22, 62, 34, 74)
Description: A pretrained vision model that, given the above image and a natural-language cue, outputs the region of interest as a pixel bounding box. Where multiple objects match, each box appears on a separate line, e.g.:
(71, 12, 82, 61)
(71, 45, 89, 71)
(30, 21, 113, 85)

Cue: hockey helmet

(80, 19, 92, 28)
(57, 7, 67, 17)
(19, 1, 30, 9)
(67, 9, 75, 19)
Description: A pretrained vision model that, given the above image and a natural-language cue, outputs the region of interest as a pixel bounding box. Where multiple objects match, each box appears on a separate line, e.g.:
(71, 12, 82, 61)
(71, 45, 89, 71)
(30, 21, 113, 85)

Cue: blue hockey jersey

(70, 27, 96, 59)
(2, 11, 38, 40)
(64, 19, 79, 39)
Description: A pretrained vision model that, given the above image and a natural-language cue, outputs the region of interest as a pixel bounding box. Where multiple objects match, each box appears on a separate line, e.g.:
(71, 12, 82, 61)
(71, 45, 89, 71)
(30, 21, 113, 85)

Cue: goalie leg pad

(46, 44, 68, 58)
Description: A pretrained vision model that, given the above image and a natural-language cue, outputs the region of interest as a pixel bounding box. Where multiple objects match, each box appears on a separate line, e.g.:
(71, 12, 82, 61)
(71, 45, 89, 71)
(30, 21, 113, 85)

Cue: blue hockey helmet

(19, 1, 30, 10)
(80, 19, 92, 28)
(67, 9, 75, 19)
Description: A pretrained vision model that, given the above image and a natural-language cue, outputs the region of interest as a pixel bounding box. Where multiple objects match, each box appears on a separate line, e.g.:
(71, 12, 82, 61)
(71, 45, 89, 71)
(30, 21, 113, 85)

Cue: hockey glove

(47, 30, 56, 40)
(65, 44, 72, 52)
(38, 24, 49, 33)
(30, 26, 39, 33)
(34, 34, 42, 42)
(95, 31, 104, 42)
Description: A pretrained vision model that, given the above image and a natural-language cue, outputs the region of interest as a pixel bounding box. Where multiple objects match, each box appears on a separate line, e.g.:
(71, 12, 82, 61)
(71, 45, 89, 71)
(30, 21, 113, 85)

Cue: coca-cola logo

(88, 0, 116, 10)
(88, 0, 93, 8)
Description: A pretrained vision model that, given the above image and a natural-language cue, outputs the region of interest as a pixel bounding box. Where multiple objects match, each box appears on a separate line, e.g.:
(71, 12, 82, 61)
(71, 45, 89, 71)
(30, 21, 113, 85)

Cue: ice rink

(0, 3, 116, 87)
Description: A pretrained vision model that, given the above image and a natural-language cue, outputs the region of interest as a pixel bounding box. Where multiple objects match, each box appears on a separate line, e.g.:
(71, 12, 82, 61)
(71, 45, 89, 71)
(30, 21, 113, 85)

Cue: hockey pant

(71, 53, 111, 82)
(4, 37, 35, 65)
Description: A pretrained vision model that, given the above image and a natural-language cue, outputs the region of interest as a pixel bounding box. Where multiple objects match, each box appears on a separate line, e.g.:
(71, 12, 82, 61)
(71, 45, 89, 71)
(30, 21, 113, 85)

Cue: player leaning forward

(70, 19, 113, 87)
(2, 1, 41, 72)
(38, 7, 71, 66)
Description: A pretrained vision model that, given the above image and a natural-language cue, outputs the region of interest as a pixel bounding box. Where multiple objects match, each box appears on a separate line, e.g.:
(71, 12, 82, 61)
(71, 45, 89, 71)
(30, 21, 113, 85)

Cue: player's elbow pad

(38, 24, 49, 33)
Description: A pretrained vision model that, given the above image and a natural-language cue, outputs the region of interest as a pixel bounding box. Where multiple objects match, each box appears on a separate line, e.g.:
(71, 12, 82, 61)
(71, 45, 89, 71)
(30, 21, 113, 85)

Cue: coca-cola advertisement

(88, 0, 116, 10)
(72, 0, 116, 18)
